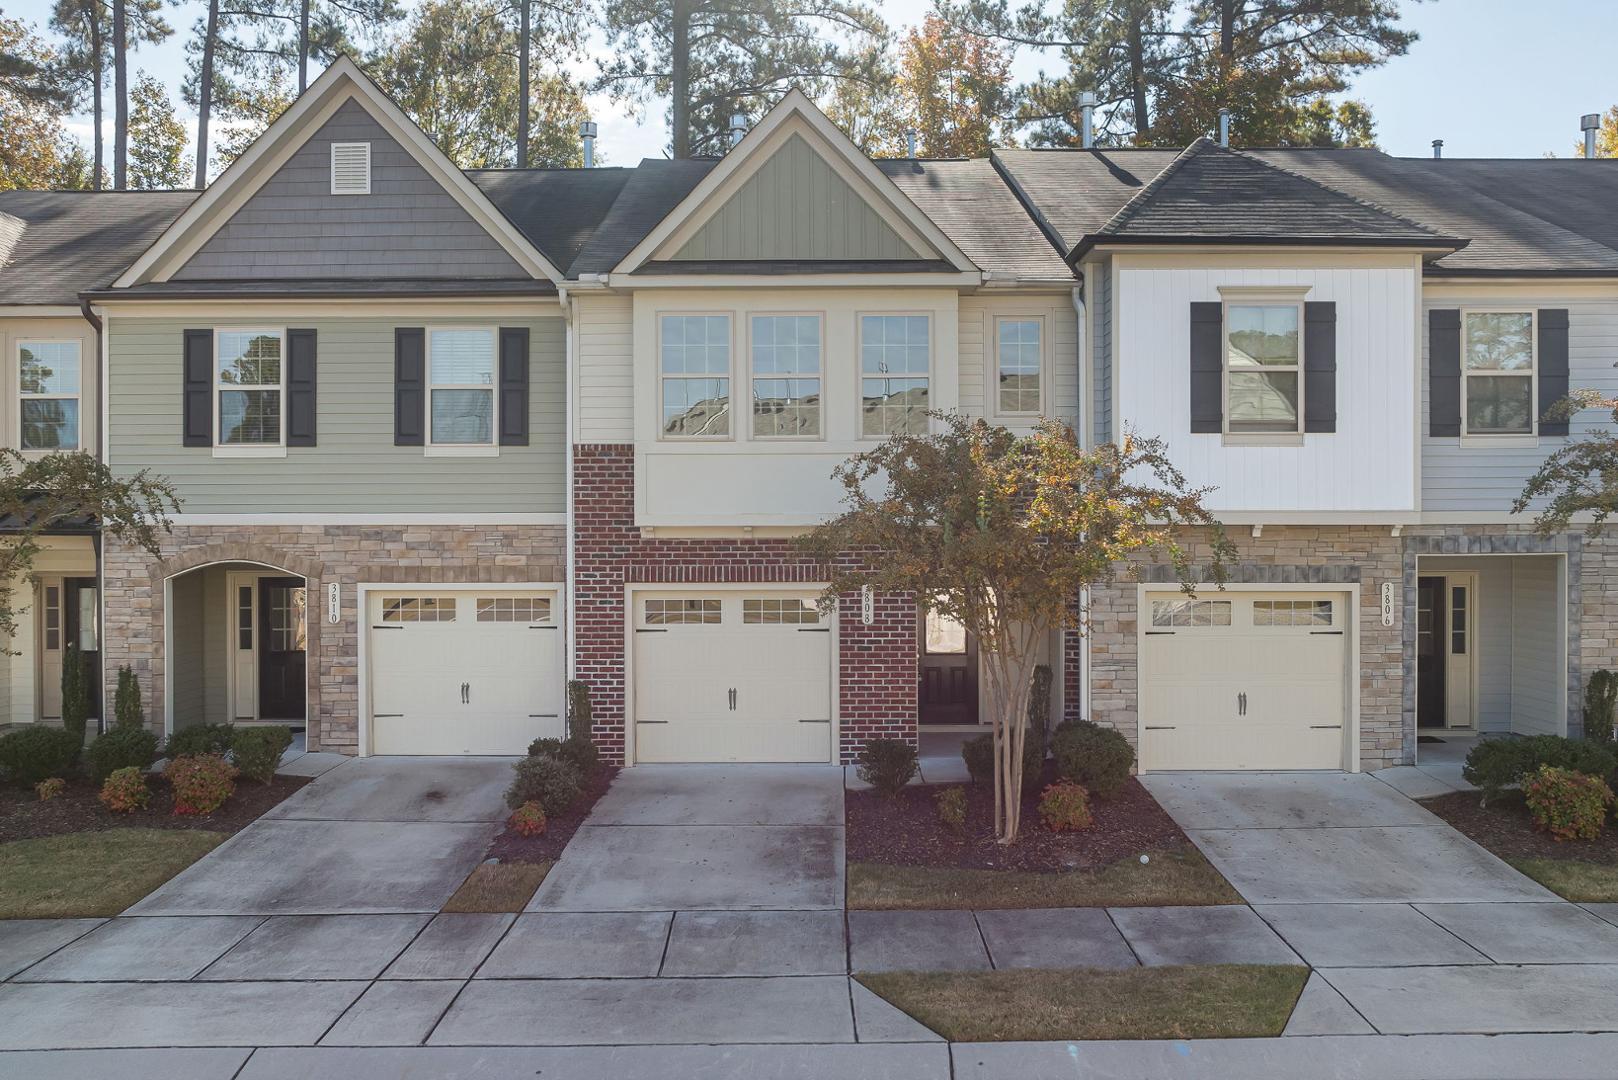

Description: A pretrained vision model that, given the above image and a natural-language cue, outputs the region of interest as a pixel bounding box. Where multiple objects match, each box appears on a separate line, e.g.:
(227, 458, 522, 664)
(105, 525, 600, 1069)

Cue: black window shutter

(1538, 308, 1570, 436)
(1429, 309, 1462, 437)
(1189, 302, 1223, 433)
(498, 326, 530, 446)
(287, 329, 317, 447)
(394, 327, 426, 446)
(182, 329, 213, 447)
(1303, 301, 1337, 433)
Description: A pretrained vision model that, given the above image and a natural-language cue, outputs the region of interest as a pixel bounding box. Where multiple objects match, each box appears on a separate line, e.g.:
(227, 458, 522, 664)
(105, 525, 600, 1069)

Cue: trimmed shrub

(1021, 735, 1046, 793)
(508, 801, 547, 837)
(1587, 670, 1618, 744)
(526, 734, 600, 778)
(60, 642, 90, 746)
(1027, 664, 1053, 755)
(505, 754, 583, 815)
(935, 786, 966, 833)
(35, 777, 66, 801)
(99, 766, 150, 813)
(856, 738, 918, 798)
(166, 753, 237, 816)
(1038, 780, 1093, 832)
(166, 723, 235, 760)
(1464, 735, 1618, 806)
(232, 726, 293, 785)
(962, 733, 993, 785)
(86, 725, 159, 783)
(1523, 765, 1614, 842)
(0, 726, 82, 785)
(1051, 719, 1135, 798)
(566, 680, 593, 741)
(114, 665, 146, 730)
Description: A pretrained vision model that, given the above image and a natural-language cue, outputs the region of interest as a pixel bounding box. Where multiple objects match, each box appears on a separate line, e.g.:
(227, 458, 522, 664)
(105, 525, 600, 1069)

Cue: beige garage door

(633, 591, 833, 763)
(368, 590, 564, 755)
(1140, 590, 1348, 771)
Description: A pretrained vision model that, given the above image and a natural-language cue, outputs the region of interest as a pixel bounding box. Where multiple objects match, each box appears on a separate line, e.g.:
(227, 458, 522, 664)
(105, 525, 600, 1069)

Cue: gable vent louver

(330, 141, 371, 195)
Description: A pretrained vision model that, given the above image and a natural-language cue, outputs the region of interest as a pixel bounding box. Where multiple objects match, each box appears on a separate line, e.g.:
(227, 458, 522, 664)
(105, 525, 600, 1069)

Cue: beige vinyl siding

(108, 315, 565, 513)
(576, 293, 634, 443)
(672, 133, 920, 262)
(0, 316, 98, 456)
(201, 568, 229, 723)
(957, 294, 1077, 431)
(1510, 555, 1564, 736)
(3, 539, 97, 725)
(170, 571, 206, 729)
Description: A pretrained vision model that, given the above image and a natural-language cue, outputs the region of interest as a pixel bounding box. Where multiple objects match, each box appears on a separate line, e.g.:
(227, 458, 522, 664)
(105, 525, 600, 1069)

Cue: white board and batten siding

(1113, 257, 1420, 514)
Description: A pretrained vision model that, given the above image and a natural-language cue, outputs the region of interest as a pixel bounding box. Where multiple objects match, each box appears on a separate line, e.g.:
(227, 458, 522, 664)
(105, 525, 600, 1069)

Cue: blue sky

(4, 0, 1610, 164)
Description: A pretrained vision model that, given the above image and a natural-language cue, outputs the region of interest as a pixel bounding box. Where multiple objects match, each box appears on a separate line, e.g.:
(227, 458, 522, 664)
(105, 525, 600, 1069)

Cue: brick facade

(572, 443, 917, 765)
(101, 524, 565, 754)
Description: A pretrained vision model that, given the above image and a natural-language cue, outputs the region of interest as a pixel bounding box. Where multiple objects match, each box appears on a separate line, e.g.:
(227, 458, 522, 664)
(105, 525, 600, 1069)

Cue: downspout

(81, 298, 110, 733)
(560, 285, 578, 704)
(1071, 283, 1092, 724)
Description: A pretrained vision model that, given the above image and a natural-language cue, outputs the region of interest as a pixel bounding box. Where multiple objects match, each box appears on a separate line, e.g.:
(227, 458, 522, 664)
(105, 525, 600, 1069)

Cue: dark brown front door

(258, 577, 307, 721)
(63, 577, 100, 722)
(1417, 575, 1446, 728)
(919, 608, 979, 725)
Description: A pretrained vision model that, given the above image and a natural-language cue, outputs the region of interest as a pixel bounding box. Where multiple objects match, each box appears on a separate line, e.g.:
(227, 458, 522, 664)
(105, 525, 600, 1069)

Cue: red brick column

(572, 443, 917, 764)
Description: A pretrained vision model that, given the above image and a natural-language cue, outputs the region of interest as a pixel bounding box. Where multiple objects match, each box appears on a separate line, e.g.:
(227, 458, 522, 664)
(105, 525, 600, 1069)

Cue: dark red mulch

(0, 773, 312, 844)
(846, 761, 1196, 873)
(486, 765, 621, 864)
(1422, 790, 1618, 864)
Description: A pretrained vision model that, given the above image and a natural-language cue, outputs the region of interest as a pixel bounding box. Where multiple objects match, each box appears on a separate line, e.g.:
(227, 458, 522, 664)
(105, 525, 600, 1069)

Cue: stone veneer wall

(1086, 526, 1405, 770)
(573, 443, 917, 765)
(102, 524, 565, 754)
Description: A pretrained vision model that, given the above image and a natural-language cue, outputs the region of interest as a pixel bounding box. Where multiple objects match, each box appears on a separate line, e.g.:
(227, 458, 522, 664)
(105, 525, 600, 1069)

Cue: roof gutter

(1069, 234, 1467, 263)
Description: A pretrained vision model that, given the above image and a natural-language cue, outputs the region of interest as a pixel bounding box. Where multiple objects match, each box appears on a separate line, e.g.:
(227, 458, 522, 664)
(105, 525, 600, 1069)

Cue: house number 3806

(1380, 582, 1395, 627)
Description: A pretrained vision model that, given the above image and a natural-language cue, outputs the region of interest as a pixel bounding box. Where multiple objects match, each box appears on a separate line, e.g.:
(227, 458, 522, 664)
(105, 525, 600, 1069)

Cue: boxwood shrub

(1051, 719, 1135, 798)
(0, 726, 82, 785)
(86, 725, 159, 783)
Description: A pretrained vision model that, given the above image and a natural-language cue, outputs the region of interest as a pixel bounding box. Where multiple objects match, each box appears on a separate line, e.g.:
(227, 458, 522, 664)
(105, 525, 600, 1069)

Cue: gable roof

(113, 55, 565, 289)
(878, 158, 1070, 280)
(991, 148, 1181, 253)
(1075, 138, 1459, 259)
(568, 158, 719, 277)
(0, 190, 196, 306)
(469, 166, 634, 274)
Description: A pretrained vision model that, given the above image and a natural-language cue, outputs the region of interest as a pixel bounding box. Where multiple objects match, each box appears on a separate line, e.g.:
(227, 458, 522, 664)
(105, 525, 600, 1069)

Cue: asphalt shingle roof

(992, 148, 1182, 252)
(567, 158, 718, 277)
(0, 190, 197, 305)
(468, 167, 634, 275)
(876, 157, 1069, 279)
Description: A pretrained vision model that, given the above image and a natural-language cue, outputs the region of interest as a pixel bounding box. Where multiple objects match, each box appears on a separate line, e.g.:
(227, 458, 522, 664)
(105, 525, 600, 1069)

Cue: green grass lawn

(0, 828, 227, 918)
(848, 849, 1242, 910)
(857, 965, 1309, 1042)
(442, 861, 553, 912)
(1507, 857, 1618, 902)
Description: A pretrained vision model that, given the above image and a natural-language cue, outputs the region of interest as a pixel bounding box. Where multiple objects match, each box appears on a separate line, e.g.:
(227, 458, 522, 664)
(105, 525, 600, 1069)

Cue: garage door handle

(1144, 631, 1175, 635)
(1310, 630, 1344, 636)
(373, 713, 404, 718)
(372, 625, 403, 630)
(1309, 724, 1342, 730)
(635, 628, 668, 633)
(529, 625, 557, 630)
(728, 688, 737, 711)
(529, 713, 558, 719)
(1144, 725, 1176, 730)
(797, 627, 831, 633)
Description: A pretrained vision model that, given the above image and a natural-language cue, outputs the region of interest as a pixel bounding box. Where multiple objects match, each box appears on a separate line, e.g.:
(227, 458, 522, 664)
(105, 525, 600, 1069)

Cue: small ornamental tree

(60, 641, 90, 745)
(114, 666, 147, 730)
(800, 415, 1231, 843)
(1516, 391, 1618, 532)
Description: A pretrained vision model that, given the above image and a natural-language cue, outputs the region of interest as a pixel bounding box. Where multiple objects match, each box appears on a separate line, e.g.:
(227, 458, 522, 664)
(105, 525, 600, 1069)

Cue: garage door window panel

(743, 598, 818, 624)
(477, 596, 552, 623)
(382, 596, 458, 623)
(1252, 599, 1334, 627)
(644, 598, 722, 625)
(1150, 599, 1232, 628)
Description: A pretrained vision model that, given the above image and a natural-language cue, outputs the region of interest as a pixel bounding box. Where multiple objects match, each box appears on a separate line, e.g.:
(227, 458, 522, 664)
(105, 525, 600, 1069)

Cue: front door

(258, 577, 307, 721)
(919, 608, 978, 725)
(1417, 575, 1447, 728)
(63, 577, 100, 722)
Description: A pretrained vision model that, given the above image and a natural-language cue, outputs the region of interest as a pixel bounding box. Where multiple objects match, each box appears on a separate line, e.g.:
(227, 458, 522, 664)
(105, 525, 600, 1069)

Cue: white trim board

(164, 513, 567, 526)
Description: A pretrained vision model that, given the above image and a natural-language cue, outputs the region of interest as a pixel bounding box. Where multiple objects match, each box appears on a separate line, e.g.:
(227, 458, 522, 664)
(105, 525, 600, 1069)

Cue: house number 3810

(1380, 582, 1395, 627)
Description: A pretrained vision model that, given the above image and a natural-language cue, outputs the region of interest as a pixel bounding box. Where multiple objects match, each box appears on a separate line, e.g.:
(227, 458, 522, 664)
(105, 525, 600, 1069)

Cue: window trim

(858, 310, 934, 441)
(424, 325, 500, 457)
(989, 313, 1048, 420)
(747, 311, 825, 443)
(213, 327, 287, 458)
(1459, 307, 1538, 440)
(15, 338, 83, 453)
(1220, 296, 1305, 442)
(657, 310, 735, 443)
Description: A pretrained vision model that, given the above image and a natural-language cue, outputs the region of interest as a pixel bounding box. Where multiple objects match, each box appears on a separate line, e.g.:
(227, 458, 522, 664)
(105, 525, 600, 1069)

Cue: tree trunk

(516, 0, 530, 168)
(1127, 9, 1149, 139)
(89, 0, 103, 190)
(298, 0, 310, 93)
(985, 618, 1044, 845)
(194, 0, 218, 189)
(112, 0, 126, 189)
(670, 0, 692, 158)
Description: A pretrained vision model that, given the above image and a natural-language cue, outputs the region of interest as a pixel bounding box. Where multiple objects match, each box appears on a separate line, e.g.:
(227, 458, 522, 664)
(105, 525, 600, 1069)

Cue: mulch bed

(486, 765, 620, 865)
(846, 761, 1196, 873)
(1422, 790, 1618, 864)
(0, 773, 312, 844)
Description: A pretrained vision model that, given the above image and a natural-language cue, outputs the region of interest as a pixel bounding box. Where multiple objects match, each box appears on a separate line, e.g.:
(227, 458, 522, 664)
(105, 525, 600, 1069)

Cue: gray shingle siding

(174, 100, 527, 281)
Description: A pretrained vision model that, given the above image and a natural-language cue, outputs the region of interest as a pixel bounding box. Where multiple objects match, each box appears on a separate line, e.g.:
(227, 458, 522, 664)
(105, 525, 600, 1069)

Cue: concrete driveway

(127, 757, 511, 916)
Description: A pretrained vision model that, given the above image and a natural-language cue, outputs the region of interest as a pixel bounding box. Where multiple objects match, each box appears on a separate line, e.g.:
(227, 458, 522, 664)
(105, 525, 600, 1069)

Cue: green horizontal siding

(108, 315, 565, 513)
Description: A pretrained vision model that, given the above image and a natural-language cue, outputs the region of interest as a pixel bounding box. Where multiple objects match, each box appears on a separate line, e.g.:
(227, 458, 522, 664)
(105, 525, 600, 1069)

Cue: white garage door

(633, 591, 833, 763)
(1140, 590, 1348, 771)
(368, 590, 564, 755)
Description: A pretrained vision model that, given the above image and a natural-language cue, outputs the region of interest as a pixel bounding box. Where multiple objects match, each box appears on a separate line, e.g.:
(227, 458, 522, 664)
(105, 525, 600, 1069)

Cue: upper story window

(751, 314, 821, 439)
(217, 329, 283, 448)
(17, 340, 80, 451)
(995, 317, 1043, 416)
(661, 314, 731, 438)
(1225, 304, 1301, 434)
(428, 328, 497, 448)
(1463, 311, 1534, 435)
(861, 314, 930, 438)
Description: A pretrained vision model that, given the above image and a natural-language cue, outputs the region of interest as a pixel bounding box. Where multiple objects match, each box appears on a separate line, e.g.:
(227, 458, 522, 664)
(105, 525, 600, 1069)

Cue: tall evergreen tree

(0, 15, 95, 190)
(51, 0, 169, 189)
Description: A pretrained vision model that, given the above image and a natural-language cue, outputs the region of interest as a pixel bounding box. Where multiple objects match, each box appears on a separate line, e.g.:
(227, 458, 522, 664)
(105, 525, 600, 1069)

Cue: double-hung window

(1463, 311, 1534, 435)
(1225, 303, 1302, 434)
(995, 317, 1043, 416)
(751, 314, 821, 438)
(660, 314, 731, 438)
(216, 329, 284, 450)
(428, 328, 497, 450)
(861, 314, 930, 438)
(17, 341, 81, 450)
